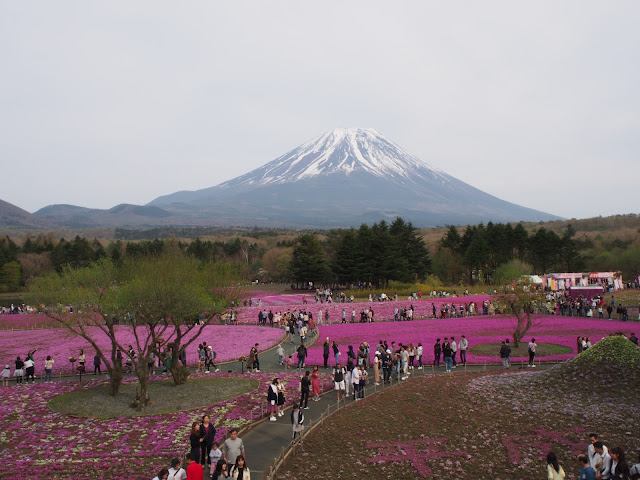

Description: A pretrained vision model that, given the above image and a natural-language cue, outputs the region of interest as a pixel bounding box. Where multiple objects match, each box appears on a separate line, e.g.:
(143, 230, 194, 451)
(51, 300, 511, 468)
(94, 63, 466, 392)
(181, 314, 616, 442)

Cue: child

(1, 365, 10, 386)
(209, 442, 222, 475)
(283, 355, 294, 369)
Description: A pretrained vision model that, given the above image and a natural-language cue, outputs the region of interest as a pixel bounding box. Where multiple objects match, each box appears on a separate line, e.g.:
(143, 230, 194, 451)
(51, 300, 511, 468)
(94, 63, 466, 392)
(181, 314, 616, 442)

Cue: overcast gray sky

(1, 2, 638, 220)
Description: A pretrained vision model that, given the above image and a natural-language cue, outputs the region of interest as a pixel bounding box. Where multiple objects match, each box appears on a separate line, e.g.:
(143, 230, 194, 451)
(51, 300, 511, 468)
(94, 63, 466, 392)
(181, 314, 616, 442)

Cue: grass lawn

(277, 336, 640, 479)
(469, 342, 572, 358)
(604, 289, 640, 305)
(48, 377, 258, 418)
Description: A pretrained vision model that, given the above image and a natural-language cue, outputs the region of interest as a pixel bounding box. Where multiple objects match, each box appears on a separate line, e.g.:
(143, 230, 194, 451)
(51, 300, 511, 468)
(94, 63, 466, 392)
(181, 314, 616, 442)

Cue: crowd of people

(149, 423, 249, 480)
(543, 433, 640, 480)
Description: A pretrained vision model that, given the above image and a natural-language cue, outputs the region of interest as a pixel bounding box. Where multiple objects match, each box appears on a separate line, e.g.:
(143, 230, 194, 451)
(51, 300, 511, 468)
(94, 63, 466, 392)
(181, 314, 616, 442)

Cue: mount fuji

(147, 127, 559, 227)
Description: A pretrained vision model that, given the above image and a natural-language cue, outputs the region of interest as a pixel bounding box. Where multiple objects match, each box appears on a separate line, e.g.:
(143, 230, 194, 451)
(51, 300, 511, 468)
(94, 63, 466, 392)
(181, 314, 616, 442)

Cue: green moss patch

(470, 342, 572, 358)
(48, 377, 258, 418)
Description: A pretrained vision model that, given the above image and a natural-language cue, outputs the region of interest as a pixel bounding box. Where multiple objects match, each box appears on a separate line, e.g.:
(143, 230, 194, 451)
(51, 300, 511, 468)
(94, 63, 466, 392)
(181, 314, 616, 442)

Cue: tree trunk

(132, 364, 150, 411)
(169, 365, 190, 385)
(108, 366, 123, 396)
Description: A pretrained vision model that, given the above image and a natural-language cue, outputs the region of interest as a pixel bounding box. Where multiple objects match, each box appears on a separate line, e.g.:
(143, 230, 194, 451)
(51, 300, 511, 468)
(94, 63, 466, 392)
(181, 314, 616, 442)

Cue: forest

(0, 214, 639, 292)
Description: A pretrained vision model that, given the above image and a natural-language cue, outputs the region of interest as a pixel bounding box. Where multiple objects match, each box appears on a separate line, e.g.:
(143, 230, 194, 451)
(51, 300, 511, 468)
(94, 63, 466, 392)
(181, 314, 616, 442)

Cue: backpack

(334, 368, 344, 382)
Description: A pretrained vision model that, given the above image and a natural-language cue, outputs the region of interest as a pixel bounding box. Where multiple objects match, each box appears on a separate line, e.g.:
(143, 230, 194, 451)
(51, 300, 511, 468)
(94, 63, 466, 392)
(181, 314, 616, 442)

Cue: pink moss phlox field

(305, 316, 636, 365)
(0, 325, 284, 374)
(367, 437, 469, 477)
(0, 371, 333, 479)
(500, 427, 585, 464)
(235, 295, 493, 324)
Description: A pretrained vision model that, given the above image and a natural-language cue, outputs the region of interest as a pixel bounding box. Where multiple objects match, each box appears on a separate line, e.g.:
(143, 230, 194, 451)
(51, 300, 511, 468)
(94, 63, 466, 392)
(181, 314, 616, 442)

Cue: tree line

(2, 214, 639, 291)
(0, 234, 262, 292)
(432, 222, 586, 284)
(289, 217, 431, 287)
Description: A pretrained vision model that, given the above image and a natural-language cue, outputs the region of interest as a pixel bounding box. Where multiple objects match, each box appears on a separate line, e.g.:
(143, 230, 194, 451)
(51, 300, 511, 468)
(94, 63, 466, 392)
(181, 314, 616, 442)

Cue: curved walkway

(234, 361, 556, 480)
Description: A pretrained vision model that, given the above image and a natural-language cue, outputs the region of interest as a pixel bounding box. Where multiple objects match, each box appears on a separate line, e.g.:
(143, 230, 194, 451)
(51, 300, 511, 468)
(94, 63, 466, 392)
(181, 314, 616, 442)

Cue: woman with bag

(268, 378, 279, 421)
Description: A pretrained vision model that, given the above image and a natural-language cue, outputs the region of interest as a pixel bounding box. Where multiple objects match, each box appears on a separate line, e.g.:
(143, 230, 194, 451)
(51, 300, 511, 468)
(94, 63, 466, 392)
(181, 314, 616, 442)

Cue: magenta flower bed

(234, 295, 493, 324)
(305, 316, 637, 365)
(0, 370, 333, 480)
(0, 325, 284, 374)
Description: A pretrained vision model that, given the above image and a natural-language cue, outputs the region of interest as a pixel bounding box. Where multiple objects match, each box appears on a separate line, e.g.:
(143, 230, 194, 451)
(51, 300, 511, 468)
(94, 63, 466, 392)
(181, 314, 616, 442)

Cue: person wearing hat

(1, 364, 10, 386)
(382, 349, 392, 383)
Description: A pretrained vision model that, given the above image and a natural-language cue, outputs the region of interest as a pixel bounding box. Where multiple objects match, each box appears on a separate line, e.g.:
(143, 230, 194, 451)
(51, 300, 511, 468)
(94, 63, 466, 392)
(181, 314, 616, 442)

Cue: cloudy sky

(1, 2, 638, 220)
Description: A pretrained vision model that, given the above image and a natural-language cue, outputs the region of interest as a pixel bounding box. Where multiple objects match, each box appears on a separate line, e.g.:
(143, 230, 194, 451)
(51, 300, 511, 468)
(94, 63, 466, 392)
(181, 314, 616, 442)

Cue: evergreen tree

(289, 234, 329, 286)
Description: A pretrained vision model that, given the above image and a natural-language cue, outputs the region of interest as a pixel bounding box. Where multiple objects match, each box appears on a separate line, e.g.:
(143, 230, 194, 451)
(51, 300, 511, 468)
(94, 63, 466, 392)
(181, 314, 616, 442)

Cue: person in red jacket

(185, 452, 203, 480)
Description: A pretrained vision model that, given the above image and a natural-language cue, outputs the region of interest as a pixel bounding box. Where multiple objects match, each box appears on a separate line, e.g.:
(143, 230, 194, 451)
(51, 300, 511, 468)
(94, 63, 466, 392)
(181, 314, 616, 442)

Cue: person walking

(296, 342, 307, 370)
(450, 337, 458, 368)
(229, 456, 250, 480)
(222, 429, 245, 469)
(323, 338, 330, 368)
(433, 339, 441, 367)
(299, 370, 311, 409)
(459, 335, 468, 366)
(500, 340, 510, 369)
(311, 366, 321, 401)
(333, 363, 346, 402)
(268, 379, 279, 421)
(442, 338, 453, 373)
(93, 353, 101, 375)
(291, 404, 305, 441)
(373, 351, 381, 385)
(528, 338, 537, 367)
(276, 345, 285, 366)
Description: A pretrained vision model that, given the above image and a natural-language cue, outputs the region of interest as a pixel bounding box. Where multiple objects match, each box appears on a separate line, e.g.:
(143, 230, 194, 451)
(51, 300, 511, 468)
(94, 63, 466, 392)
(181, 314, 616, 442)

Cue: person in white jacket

(351, 364, 361, 400)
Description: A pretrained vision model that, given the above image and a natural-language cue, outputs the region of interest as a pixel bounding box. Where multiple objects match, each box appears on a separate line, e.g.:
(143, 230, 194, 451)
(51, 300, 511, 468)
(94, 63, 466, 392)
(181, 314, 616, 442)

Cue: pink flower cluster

(234, 295, 493, 324)
(367, 437, 468, 477)
(0, 325, 285, 374)
(501, 427, 585, 464)
(305, 315, 636, 365)
(0, 370, 333, 479)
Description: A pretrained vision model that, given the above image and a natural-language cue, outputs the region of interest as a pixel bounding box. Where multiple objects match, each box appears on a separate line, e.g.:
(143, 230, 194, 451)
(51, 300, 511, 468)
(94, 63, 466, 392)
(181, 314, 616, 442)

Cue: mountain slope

(148, 127, 560, 227)
(0, 199, 52, 228)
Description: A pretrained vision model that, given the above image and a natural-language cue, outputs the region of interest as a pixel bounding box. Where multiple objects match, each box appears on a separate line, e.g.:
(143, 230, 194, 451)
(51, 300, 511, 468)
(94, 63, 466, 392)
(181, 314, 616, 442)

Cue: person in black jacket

(442, 338, 452, 373)
(323, 338, 330, 368)
(296, 343, 307, 369)
(433, 339, 441, 367)
(299, 371, 311, 409)
(200, 414, 216, 466)
(291, 404, 304, 440)
(189, 422, 202, 464)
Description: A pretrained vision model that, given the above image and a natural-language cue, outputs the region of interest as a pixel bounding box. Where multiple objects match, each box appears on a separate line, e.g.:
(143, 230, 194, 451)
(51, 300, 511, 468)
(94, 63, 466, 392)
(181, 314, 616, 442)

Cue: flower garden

(276, 336, 640, 479)
(234, 295, 493, 323)
(305, 315, 636, 365)
(2, 289, 639, 479)
(0, 371, 334, 479)
(0, 325, 285, 374)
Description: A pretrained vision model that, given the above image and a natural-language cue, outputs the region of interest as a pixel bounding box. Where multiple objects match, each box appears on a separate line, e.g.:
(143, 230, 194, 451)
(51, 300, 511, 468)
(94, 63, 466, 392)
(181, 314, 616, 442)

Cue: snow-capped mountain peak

(218, 127, 447, 188)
